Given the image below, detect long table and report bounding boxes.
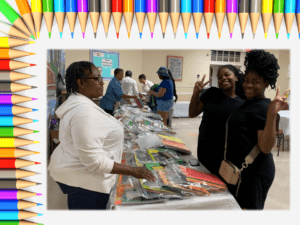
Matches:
[107,154,241,210]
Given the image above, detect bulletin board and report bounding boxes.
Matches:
[167,56,183,81]
[90,50,120,80]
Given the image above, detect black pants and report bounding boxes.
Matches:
[57,182,110,210]
[104,109,114,116]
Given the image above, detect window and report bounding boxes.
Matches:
[211,50,241,63]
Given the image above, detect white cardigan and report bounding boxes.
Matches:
[48,93,124,194]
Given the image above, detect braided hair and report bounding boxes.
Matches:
[65,61,94,94]
[244,50,280,89]
[218,64,246,99]
[168,69,178,103]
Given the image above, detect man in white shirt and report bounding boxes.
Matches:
[138,74,154,94]
[121,70,139,104]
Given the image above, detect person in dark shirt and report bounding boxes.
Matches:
[189,65,246,176]
[225,50,289,209]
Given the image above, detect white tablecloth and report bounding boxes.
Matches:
[278,110,290,136]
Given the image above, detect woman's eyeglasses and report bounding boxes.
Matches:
[85,76,103,83]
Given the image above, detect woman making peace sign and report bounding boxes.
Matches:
[224,50,289,209]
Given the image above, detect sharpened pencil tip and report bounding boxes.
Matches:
[48,32,51,38]
[34,141,40,144]
[30,64,36,67]
[287,33,290,39]
[230,33,233,39]
[128,32,130,38]
[71,32,74,39]
[34,151,40,154]
[30,35,36,40]
[162,33,165,39]
[242,33,244,39]
[29,41,35,44]
[94,33,97,39]
[196,33,199,39]
[32,98,38,101]
[38,213,43,216]
[139,33,142,38]
[151,33,153,39]
[276,33,279,39]
[35,162,41,165]
[33,119,39,122]
[32,86,37,89]
[37,203,43,206]
[299,33,300,39]
[37,32,40,39]
[116,33,119,39]
[174,33,176,39]
[184,33,187,39]
[30,52,36,55]
[105,33,108,39]
[218,33,221,39]
[34,130,40,133]
[60,32,63,38]
[82,33,85,39]
[264,33,267,39]
[207,33,210,39]
[253,33,256,39]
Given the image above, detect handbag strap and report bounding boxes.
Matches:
[224,112,260,167]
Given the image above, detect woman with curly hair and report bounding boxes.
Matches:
[224,50,289,209]
[189,65,246,176]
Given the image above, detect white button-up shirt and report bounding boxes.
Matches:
[142,80,154,93]
[121,76,139,96]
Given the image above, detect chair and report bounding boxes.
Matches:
[276,113,284,156]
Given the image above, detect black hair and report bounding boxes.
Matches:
[218,64,246,99]
[139,74,146,80]
[65,61,94,94]
[125,70,132,77]
[244,50,280,89]
[114,68,123,76]
[168,69,178,103]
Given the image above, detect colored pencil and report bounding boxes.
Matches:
[31,0,43,39]
[297,0,300,38]
[101,0,112,38]
[0,159,40,169]
[0,83,37,93]
[0,138,39,147]
[43,0,54,38]
[54,0,66,38]
[0,116,38,126]
[147,0,158,38]
[0,169,38,179]
[0,37,35,49]
[89,0,100,38]
[0,72,35,82]
[262,0,273,38]
[112,0,123,38]
[215,0,226,38]
[170,0,180,38]
[158,0,169,39]
[124,0,134,38]
[239,0,250,38]
[227,0,238,38]
[0,105,38,115]
[66,0,77,38]
[0,21,31,40]
[250,0,262,38]
[135,0,146,38]
[192,0,203,39]
[0,0,35,39]
[273,0,284,38]
[181,0,192,38]
[0,221,43,225]
[204,0,214,39]
[0,211,42,220]
[0,200,42,210]
[0,148,39,157]
[78,0,88,38]
[0,180,41,189]
[15,0,37,38]
[0,60,36,71]
[0,94,37,104]
[285,0,296,38]
[0,50,35,60]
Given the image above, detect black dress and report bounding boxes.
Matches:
[197,87,245,176]
[226,98,275,209]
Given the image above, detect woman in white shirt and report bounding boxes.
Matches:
[48,61,155,210]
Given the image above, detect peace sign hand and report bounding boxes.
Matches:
[194,74,210,94]
[268,87,290,116]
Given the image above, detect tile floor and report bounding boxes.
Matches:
[47,118,290,210]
